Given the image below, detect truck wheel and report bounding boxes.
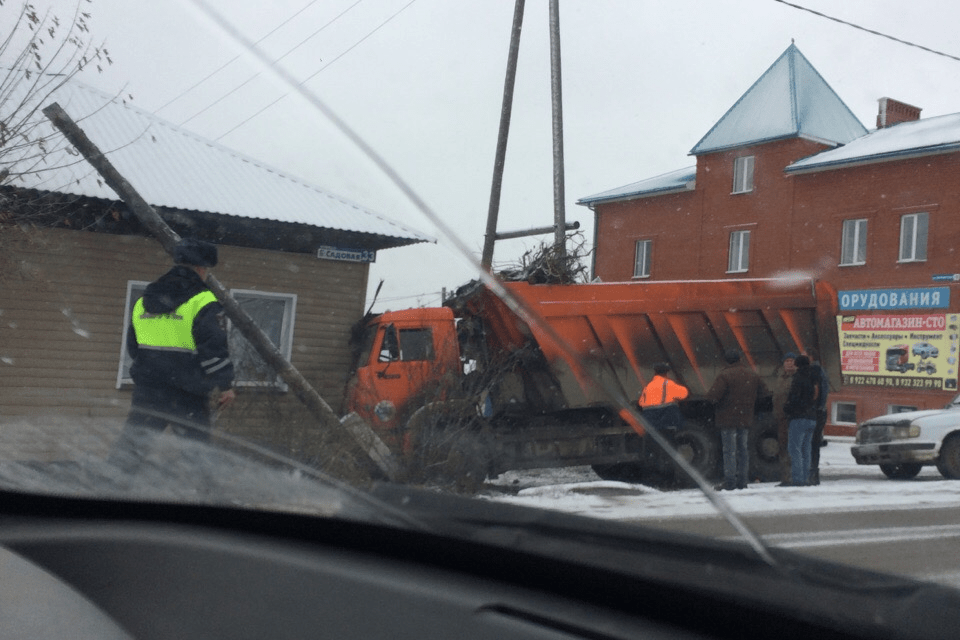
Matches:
[935,435,960,479]
[672,423,718,485]
[749,417,781,482]
[405,400,490,493]
[879,463,923,480]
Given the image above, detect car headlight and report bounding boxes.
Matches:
[892,424,922,439]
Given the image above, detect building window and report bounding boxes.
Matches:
[633,239,652,278]
[116,283,297,390]
[832,401,857,425]
[727,229,750,273]
[228,290,297,389]
[732,155,754,194]
[840,218,867,266]
[889,404,918,414]
[899,212,928,262]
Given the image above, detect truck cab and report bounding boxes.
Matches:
[345,308,461,450]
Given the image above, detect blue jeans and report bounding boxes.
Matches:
[788,418,816,485]
[720,428,749,488]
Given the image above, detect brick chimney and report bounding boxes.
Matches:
[877,97,922,128]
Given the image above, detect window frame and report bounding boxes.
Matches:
[832,401,857,425]
[227,289,298,390]
[839,218,868,266]
[732,155,755,194]
[116,280,150,389]
[727,229,751,273]
[633,238,652,279]
[898,211,929,263]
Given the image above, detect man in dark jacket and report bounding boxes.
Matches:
[782,354,821,486]
[707,349,770,490]
[109,239,235,474]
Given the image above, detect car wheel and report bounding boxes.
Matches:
[879,463,923,480]
[936,435,960,479]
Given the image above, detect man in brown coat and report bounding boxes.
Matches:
[707,349,770,490]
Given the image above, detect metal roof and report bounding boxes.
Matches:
[3,78,433,248]
[690,44,867,155]
[577,166,696,206]
[786,112,960,173]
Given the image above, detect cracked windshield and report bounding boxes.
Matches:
[4,0,960,602]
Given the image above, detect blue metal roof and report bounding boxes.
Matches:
[690,44,867,155]
[786,112,960,173]
[577,166,696,205]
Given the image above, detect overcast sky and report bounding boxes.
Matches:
[46,0,960,310]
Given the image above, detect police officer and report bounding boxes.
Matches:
[109,239,235,474]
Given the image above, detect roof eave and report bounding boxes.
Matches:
[577,182,696,207]
[785,143,960,175]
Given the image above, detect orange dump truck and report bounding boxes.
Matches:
[344,278,840,486]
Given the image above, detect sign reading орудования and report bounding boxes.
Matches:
[839,287,949,311]
[316,246,376,263]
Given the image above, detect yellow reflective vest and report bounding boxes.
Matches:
[132,290,218,353]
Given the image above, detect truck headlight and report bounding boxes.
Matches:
[374,400,397,422]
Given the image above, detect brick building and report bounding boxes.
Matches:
[578,44,960,433]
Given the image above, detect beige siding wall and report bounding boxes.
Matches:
[0,226,370,462]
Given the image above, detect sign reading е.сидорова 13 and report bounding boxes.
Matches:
[839,287,950,311]
[316,246,376,263]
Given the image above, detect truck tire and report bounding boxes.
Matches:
[672,422,719,485]
[749,416,781,483]
[879,463,923,480]
[405,400,490,493]
[935,435,960,479]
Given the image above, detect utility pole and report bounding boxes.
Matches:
[481,0,525,271]
[549,0,567,259]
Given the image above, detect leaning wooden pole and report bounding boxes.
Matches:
[43,102,399,481]
[480,0,525,271]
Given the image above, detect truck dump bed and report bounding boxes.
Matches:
[464,278,840,410]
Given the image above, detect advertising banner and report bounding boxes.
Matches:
[837,313,959,391]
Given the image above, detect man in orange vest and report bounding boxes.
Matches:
[639,362,689,433]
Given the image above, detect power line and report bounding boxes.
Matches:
[179,0,365,128]
[774,0,960,63]
[154,0,323,115]
[213,0,417,142]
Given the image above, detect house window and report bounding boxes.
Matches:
[732,155,754,194]
[228,290,297,389]
[832,401,857,425]
[117,283,297,390]
[633,239,652,278]
[727,229,750,273]
[899,212,928,262]
[840,218,867,266]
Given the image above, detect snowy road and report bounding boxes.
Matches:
[485,437,960,588]
[485,437,959,520]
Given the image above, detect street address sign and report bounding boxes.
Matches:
[316,246,376,263]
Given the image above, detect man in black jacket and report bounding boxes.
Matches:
[109,239,235,474]
[782,355,821,486]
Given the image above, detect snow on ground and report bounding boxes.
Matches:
[485,437,960,520]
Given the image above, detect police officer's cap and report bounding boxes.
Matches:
[174,239,218,267]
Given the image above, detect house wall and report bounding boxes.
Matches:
[0,226,369,463]
[590,139,960,432]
